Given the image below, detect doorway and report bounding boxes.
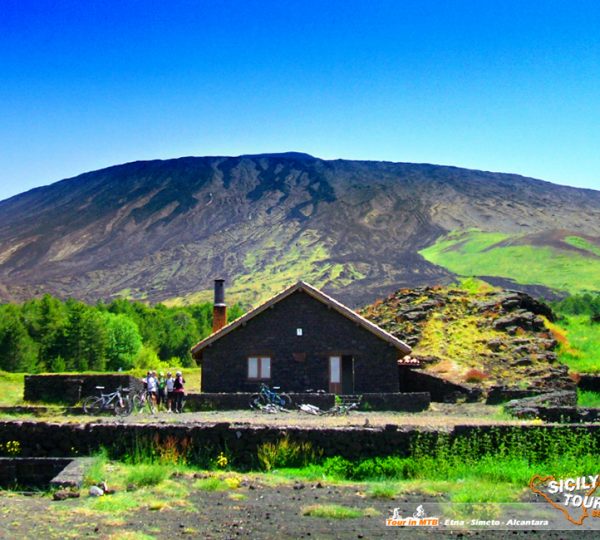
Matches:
[329,355,355,394]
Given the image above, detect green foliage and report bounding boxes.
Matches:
[578,390,600,407]
[257,436,322,471]
[554,293,600,318]
[0,294,245,372]
[125,464,168,487]
[301,504,373,519]
[420,229,600,294]
[103,313,142,370]
[84,449,109,486]
[0,305,37,372]
[551,314,600,373]
[320,428,600,486]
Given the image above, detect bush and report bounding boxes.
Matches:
[125,464,168,487]
[257,436,322,471]
[464,368,488,383]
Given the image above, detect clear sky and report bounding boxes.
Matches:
[1,0,599,202]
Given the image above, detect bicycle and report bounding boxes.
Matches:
[82,386,131,416]
[131,389,157,414]
[249,383,292,411]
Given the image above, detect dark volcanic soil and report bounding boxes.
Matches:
[1,480,597,539]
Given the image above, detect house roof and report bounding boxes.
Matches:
[191,281,412,357]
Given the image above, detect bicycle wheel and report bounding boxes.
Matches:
[249,394,265,409]
[114,396,131,416]
[82,396,102,415]
[132,394,144,413]
[278,393,292,410]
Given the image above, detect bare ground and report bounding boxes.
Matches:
[1,477,597,540]
[19,403,534,428]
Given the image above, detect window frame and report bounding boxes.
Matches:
[247,356,272,381]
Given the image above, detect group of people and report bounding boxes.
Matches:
[144,370,185,413]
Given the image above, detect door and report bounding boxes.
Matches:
[329,356,341,394]
[341,355,355,394]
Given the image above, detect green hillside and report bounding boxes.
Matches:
[419,229,600,295]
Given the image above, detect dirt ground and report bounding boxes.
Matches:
[11,403,537,428]
[1,476,597,540]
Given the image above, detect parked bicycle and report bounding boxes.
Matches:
[131,388,157,414]
[249,383,292,411]
[82,386,131,416]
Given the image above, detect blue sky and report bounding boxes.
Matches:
[1,0,599,201]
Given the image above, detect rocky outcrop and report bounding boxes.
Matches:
[361,285,574,396]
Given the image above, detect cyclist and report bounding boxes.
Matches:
[146,371,158,411]
[165,371,174,413]
[173,371,185,413]
[157,372,166,410]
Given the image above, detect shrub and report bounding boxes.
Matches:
[257,436,322,471]
[464,368,488,383]
[125,464,168,487]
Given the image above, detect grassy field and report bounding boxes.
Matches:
[0,372,24,406]
[419,229,600,294]
[546,315,600,374]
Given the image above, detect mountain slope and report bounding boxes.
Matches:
[1,153,599,306]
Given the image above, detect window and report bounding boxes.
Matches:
[329,356,341,384]
[248,356,271,380]
[296,328,303,336]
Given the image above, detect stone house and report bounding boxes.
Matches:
[192,280,411,393]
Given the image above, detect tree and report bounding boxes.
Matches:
[103,313,142,370]
[0,305,37,372]
[62,301,108,371]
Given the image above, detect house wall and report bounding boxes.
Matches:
[201,289,400,393]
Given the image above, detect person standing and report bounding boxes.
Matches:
[165,372,175,413]
[173,371,185,413]
[157,372,166,410]
[146,371,158,412]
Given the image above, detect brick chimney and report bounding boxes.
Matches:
[212,279,227,333]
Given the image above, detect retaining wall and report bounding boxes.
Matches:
[0,457,72,488]
[184,392,430,412]
[24,375,144,405]
[400,368,482,402]
[1,421,598,467]
[578,374,600,393]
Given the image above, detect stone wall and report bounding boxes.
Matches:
[578,374,600,393]
[0,457,72,488]
[184,392,430,412]
[400,368,482,402]
[24,375,143,405]
[507,406,600,423]
[1,420,598,467]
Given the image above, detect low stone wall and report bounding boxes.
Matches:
[0,457,72,488]
[486,386,552,405]
[184,392,430,412]
[507,406,600,423]
[1,421,598,467]
[578,374,600,393]
[400,368,482,402]
[24,374,144,405]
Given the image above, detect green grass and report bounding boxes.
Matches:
[578,390,600,407]
[0,372,25,406]
[366,483,397,499]
[420,229,600,294]
[551,315,600,373]
[125,464,169,487]
[193,476,240,491]
[564,236,600,257]
[301,504,379,519]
